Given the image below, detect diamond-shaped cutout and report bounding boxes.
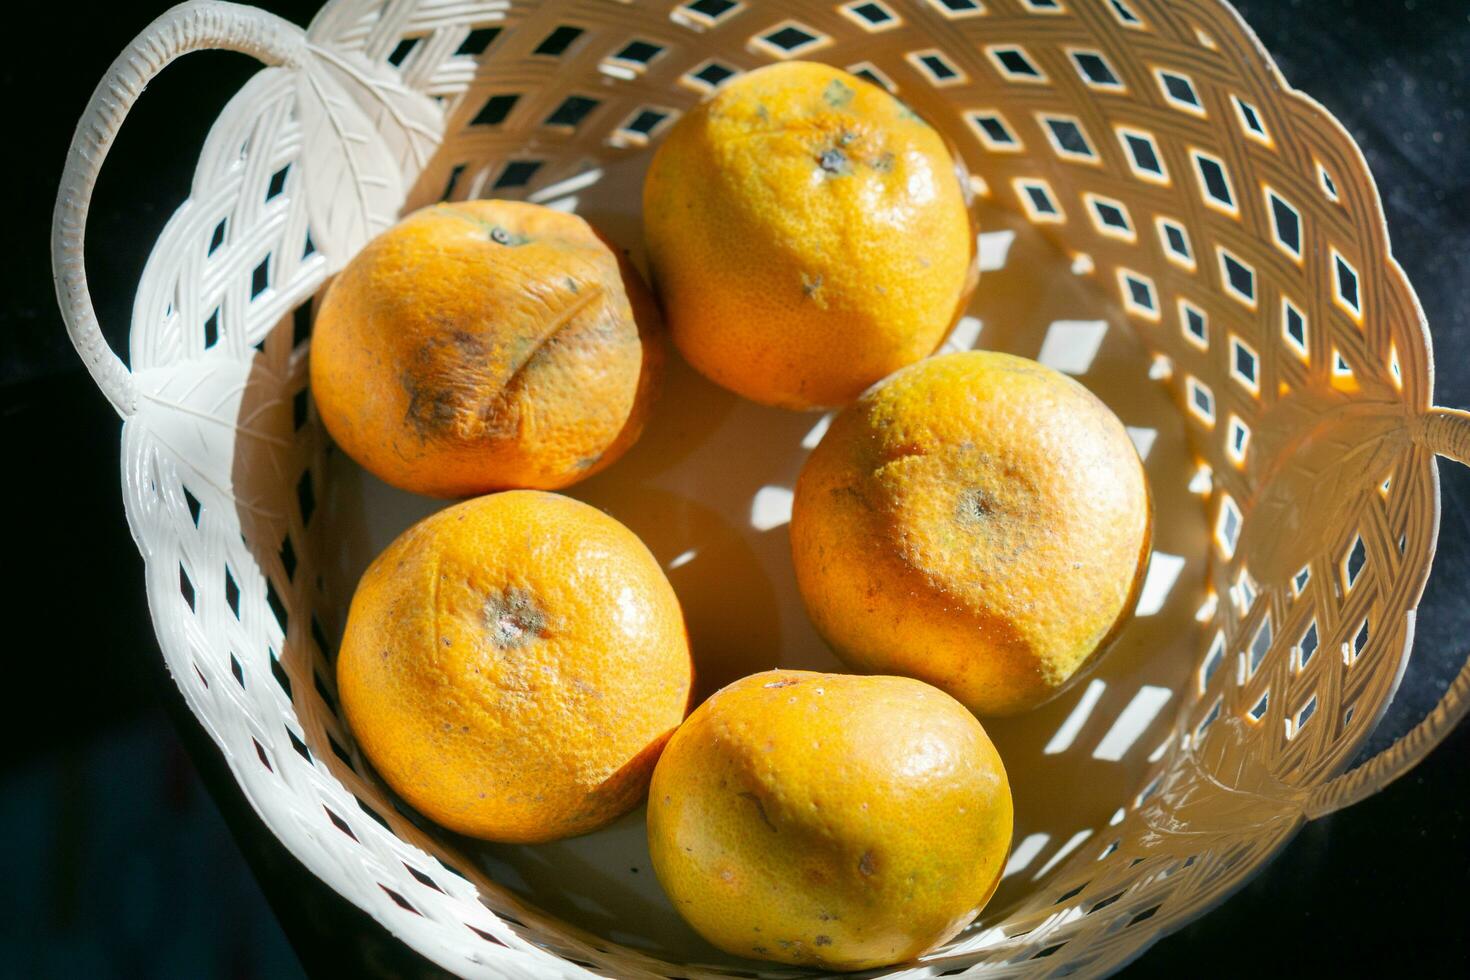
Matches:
[686,60,737,91]
[1192,151,1236,212]
[266,166,289,200]
[225,567,240,617]
[533,25,583,57]
[183,486,202,526]
[1042,115,1097,161]
[1232,94,1269,142]
[680,0,741,25]
[545,95,600,129]
[1071,50,1122,89]
[987,45,1046,81]
[1219,248,1256,307]
[455,27,500,56]
[968,111,1020,151]
[1158,69,1203,113]
[1298,620,1319,668]
[755,21,828,57]
[472,94,519,127]
[1248,615,1272,675]
[297,469,315,524]
[1342,535,1366,590]
[387,37,419,67]
[1180,300,1207,349]
[179,564,195,611]
[1118,128,1166,182]
[1230,335,1259,393]
[613,39,663,64]
[1248,690,1269,722]
[910,49,964,84]
[491,161,540,191]
[1332,249,1362,318]
[251,256,270,299]
[844,1,900,29]
[1267,189,1302,259]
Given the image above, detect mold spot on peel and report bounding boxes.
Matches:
[956,487,999,525]
[896,101,924,124]
[819,148,853,176]
[484,587,548,648]
[823,79,855,108]
[763,677,800,688]
[859,850,877,876]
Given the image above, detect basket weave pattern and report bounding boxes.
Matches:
[52,1,1470,977]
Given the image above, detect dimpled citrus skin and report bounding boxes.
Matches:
[647,670,1011,971]
[643,61,974,410]
[310,200,662,498]
[791,352,1152,716]
[336,491,692,843]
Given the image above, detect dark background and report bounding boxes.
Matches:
[4,1,1468,977]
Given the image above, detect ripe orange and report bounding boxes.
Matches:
[791,351,1152,715]
[310,200,662,497]
[336,491,692,843]
[643,61,974,409]
[647,669,1012,970]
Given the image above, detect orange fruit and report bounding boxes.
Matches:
[310,200,662,498]
[647,669,1012,970]
[336,491,692,843]
[643,61,974,410]
[791,351,1152,716]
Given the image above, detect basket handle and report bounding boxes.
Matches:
[51,0,306,418]
[1304,406,1470,819]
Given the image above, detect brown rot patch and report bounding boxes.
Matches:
[739,791,778,831]
[401,330,491,438]
[484,587,548,648]
[814,935,832,947]
[402,371,462,438]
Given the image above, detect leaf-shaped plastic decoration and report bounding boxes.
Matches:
[305,44,443,192]
[132,357,298,542]
[295,59,404,267]
[1237,382,1411,586]
[305,0,511,59]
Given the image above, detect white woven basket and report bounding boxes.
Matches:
[53,1,1470,977]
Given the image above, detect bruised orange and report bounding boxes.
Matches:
[791,352,1152,716]
[310,201,662,497]
[336,491,693,843]
[643,61,975,409]
[647,670,1012,970]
